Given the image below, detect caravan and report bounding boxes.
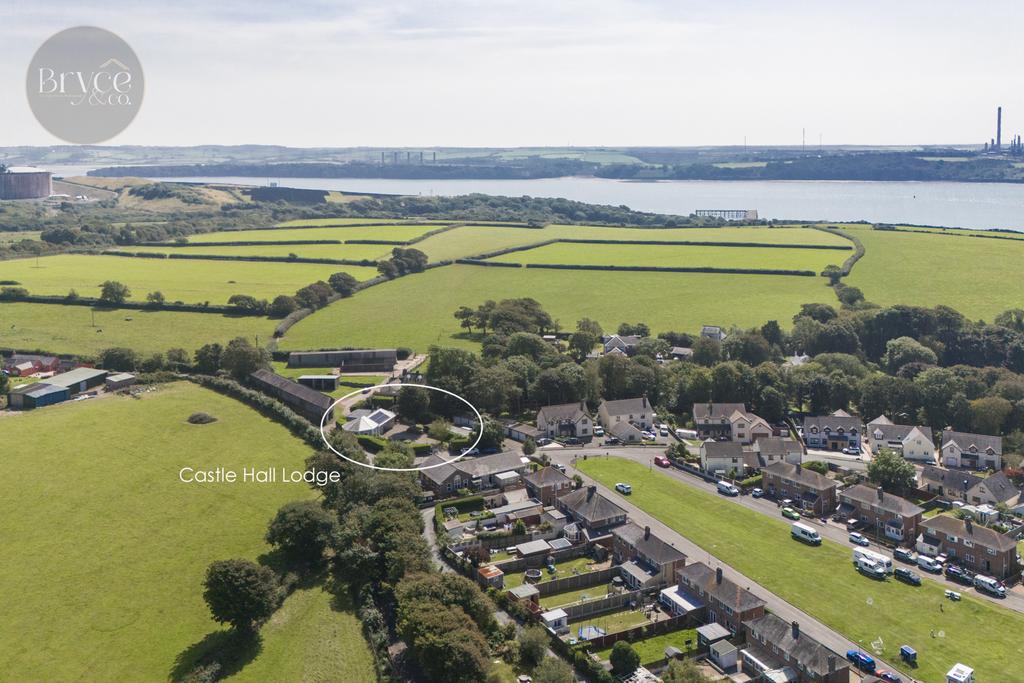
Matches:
[791,522,822,545]
[852,547,893,574]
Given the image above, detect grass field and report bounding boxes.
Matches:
[487,242,844,271]
[280,264,836,352]
[188,224,443,243]
[122,243,394,262]
[845,226,1024,320]
[0,230,41,243]
[1,302,275,356]
[1,254,378,304]
[0,382,371,681]
[576,458,1024,682]
[275,217,420,227]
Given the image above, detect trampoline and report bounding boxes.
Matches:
[577,625,607,641]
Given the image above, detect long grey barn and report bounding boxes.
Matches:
[287,349,397,372]
[249,369,334,423]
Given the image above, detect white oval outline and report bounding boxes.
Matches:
[319,382,483,472]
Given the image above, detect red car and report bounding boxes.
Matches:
[654,455,671,468]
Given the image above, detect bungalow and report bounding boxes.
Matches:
[603,334,642,355]
[940,429,1002,471]
[555,486,627,535]
[342,408,397,436]
[692,402,771,444]
[669,346,694,361]
[611,522,687,589]
[920,465,982,504]
[418,451,530,497]
[536,401,593,439]
[523,466,573,505]
[741,615,849,683]
[675,563,765,635]
[761,462,837,516]
[802,410,863,451]
[700,441,747,477]
[867,416,935,462]
[918,515,1021,580]
[598,396,654,433]
[249,369,334,423]
[837,484,923,543]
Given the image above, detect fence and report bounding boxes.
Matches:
[581,613,696,653]
[562,587,645,622]
[493,543,591,574]
[537,566,619,598]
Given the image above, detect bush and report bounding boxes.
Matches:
[739,474,763,488]
[188,412,218,424]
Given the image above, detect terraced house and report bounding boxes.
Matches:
[611,522,687,590]
[802,410,863,451]
[837,484,923,543]
[917,516,1021,580]
[761,462,837,516]
[741,615,849,683]
[940,429,1002,471]
[674,562,765,635]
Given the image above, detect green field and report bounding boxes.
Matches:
[1,302,275,356]
[576,458,1024,682]
[0,382,372,681]
[846,226,1024,320]
[0,230,41,243]
[1,254,378,304]
[487,242,844,271]
[275,217,420,227]
[122,242,394,262]
[189,224,443,243]
[280,264,836,352]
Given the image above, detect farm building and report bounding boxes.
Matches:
[7,382,71,410]
[286,348,397,372]
[0,166,53,200]
[3,353,60,376]
[249,369,334,423]
[47,367,109,393]
[297,375,338,391]
[105,373,137,390]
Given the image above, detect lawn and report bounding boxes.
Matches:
[1,301,276,356]
[1,254,378,304]
[188,224,443,243]
[540,582,617,609]
[593,628,698,666]
[0,382,372,681]
[569,608,651,634]
[280,264,836,353]
[576,458,1024,682]
[487,242,845,272]
[502,556,601,590]
[845,226,1024,320]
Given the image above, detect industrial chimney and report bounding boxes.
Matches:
[998,106,1003,149]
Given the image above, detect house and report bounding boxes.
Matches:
[286,348,397,372]
[298,375,339,392]
[249,369,334,423]
[536,401,593,439]
[918,515,1021,580]
[523,466,573,505]
[598,396,654,433]
[105,373,136,390]
[867,416,935,462]
[3,353,59,376]
[418,451,530,497]
[837,484,923,543]
[783,353,811,367]
[920,465,983,503]
[762,462,837,516]
[611,522,687,589]
[555,486,627,535]
[675,562,765,635]
[700,325,728,342]
[692,403,771,444]
[753,438,803,467]
[741,614,849,683]
[342,408,397,436]
[940,429,1002,471]
[802,410,863,451]
[603,334,642,355]
[6,382,70,410]
[669,346,694,361]
[700,441,747,477]
[963,471,1021,507]
[608,420,645,443]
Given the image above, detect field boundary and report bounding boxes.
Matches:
[455,260,817,277]
[0,294,267,316]
[810,226,865,276]
[100,250,380,267]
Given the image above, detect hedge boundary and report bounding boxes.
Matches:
[0,293,266,316]
[811,226,865,276]
[455,261,816,276]
[100,250,379,267]
[136,239,344,247]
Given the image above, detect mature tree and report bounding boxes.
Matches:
[882,336,937,373]
[328,271,359,297]
[194,342,223,375]
[0,371,9,394]
[428,418,453,442]
[531,656,574,683]
[398,386,433,423]
[294,281,333,310]
[140,352,165,372]
[576,317,604,337]
[146,290,165,307]
[835,283,865,307]
[723,332,771,366]
[796,302,837,323]
[533,363,587,404]
[166,347,189,369]
[915,367,967,428]
[760,319,784,347]
[375,443,415,469]
[268,294,298,318]
[470,419,506,451]
[333,496,430,585]
[610,641,640,675]
[663,658,715,683]
[398,599,490,683]
[99,280,131,304]
[691,337,721,366]
[569,330,599,361]
[867,449,917,492]
[202,559,280,632]
[395,572,496,633]
[995,309,1024,332]
[518,625,550,668]
[99,347,140,372]
[522,437,537,456]
[222,337,268,381]
[970,396,1013,435]
[454,305,477,333]
[265,500,337,568]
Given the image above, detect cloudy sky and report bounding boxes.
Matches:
[2,0,1021,147]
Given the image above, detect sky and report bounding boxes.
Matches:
[2,0,1022,148]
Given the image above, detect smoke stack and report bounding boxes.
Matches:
[644,525,651,540]
[791,621,800,640]
[587,485,596,500]
[715,567,723,585]
[998,106,1003,149]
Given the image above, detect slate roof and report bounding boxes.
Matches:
[701,441,745,458]
[920,465,983,495]
[523,466,571,488]
[678,562,765,614]
[249,369,333,411]
[754,438,802,457]
[612,522,686,565]
[600,396,651,416]
[921,515,1017,552]
[693,403,748,420]
[537,401,590,423]
[557,487,627,525]
[762,462,835,492]
[869,420,934,445]
[970,471,1021,504]
[941,430,1002,456]
[743,613,845,678]
[839,484,924,518]
[802,413,863,432]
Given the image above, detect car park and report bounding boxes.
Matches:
[751,487,764,498]
[974,574,1007,597]
[945,564,974,585]
[614,482,632,495]
[917,555,943,573]
[848,532,869,546]
[894,567,921,586]
[781,506,800,520]
[846,650,876,673]
[893,547,916,564]
[654,455,670,468]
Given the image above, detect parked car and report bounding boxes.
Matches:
[460,447,480,456]
[781,498,794,507]
[876,670,902,683]
[842,446,859,455]
[554,464,567,473]
[615,482,632,495]
[603,437,621,445]
[593,426,605,437]
[848,532,869,547]
[717,481,740,497]
[781,506,801,520]
[855,556,886,579]
[751,487,764,498]
[536,438,552,446]
[845,518,865,532]
[654,455,670,468]
[893,547,916,564]
[974,574,1007,598]
[846,650,876,673]
[945,589,962,601]
[945,564,974,585]
[659,427,669,437]
[641,431,656,440]
[894,567,922,586]
[917,555,943,573]
[562,437,580,445]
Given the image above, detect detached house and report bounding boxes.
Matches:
[555,486,627,536]
[700,325,728,342]
[867,416,935,462]
[611,523,687,590]
[693,403,772,444]
[741,615,849,683]
[940,429,1002,471]
[418,452,530,497]
[802,410,863,451]
[536,401,593,439]
[918,516,1021,580]
[700,441,747,476]
[603,335,642,355]
[838,484,923,543]
[598,396,654,441]
[762,462,837,516]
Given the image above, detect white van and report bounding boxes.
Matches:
[917,555,943,573]
[676,428,697,439]
[974,575,1006,597]
[852,547,893,574]
[717,481,740,497]
[855,556,886,579]
[791,522,821,545]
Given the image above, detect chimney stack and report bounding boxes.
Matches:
[587,485,596,500]
[715,567,723,585]
[791,621,800,640]
[965,517,973,533]
[828,655,836,673]
[877,486,884,501]
[644,525,651,540]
